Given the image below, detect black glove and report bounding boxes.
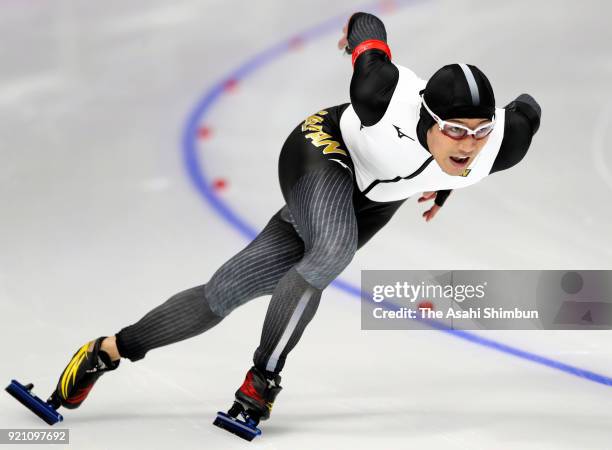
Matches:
[505,93,541,135]
[434,189,452,207]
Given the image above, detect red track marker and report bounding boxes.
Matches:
[223,78,239,92]
[379,0,397,13]
[213,178,228,191]
[289,36,304,50]
[198,126,212,139]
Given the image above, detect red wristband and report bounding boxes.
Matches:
[351,39,392,66]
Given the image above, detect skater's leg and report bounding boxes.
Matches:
[114,207,304,362]
[252,267,323,375]
[232,164,357,421]
[252,163,358,376]
[204,207,305,318]
[221,106,363,427]
[113,284,223,362]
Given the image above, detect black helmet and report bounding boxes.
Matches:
[417,63,495,150]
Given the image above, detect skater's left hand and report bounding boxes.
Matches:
[418,191,441,222]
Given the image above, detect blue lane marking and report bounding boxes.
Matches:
[180,0,612,387]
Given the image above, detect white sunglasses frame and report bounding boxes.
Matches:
[420,94,496,139]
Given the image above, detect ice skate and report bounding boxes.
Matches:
[213,366,282,440]
[5,336,120,425]
[49,336,120,409]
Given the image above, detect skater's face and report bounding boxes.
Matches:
[427,118,492,176]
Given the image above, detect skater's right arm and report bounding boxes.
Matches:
[339,12,399,127]
[490,94,542,174]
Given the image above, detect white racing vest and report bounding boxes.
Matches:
[339,63,506,202]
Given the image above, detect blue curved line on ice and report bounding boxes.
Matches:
[180,0,612,387]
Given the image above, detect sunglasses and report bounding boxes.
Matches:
[421,95,495,140]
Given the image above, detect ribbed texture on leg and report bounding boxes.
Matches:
[288,165,358,289]
[253,267,322,374]
[253,164,358,374]
[114,209,305,362]
[205,209,305,317]
[115,285,223,362]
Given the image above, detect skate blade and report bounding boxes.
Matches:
[5,380,63,426]
[213,411,261,441]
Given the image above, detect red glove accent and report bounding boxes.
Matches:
[351,39,392,67]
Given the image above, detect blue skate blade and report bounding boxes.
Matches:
[5,380,63,426]
[213,411,261,441]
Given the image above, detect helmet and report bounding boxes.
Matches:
[417,63,495,150]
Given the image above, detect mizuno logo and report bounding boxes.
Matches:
[393,125,415,141]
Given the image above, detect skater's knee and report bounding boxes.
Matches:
[206,270,266,317]
[320,238,357,263]
[202,282,236,317]
[297,240,357,289]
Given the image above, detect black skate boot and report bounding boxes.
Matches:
[213,366,282,441]
[6,336,120,425]
[47,336,120,410]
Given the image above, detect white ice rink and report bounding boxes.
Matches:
[1,1,612,449]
